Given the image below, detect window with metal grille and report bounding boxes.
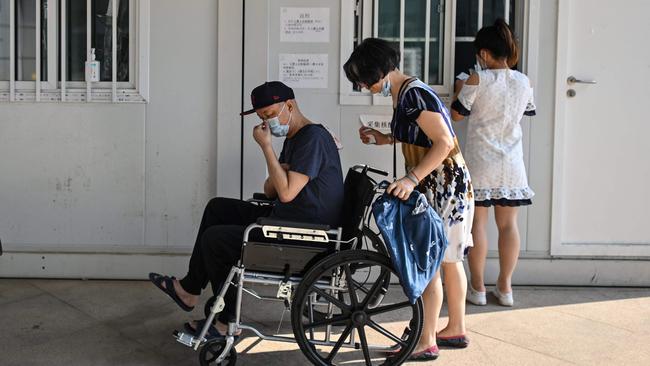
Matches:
[340,0,523,105]
[0,0,149,103]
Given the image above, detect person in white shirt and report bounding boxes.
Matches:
[451,19,536,308]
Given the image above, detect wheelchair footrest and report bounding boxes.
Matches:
[173,330,203,348]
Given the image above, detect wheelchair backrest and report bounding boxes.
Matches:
[340,168,377,246]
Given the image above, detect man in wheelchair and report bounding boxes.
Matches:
[149,81,344,339]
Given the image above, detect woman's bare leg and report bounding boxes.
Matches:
[494,206,520,293]
[467,206,489,292]
[437,262,467,337]
[414,271,443,352]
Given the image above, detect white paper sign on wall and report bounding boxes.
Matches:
[359,114,393,133]
[279,54,328,89]
[280,7,330,43]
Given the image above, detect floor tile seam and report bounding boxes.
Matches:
[0,291,48,308]
[466,330,498,366]
[12,321,118,350]
[0,291,107,349]
[467,328,578,365]
[549,308,637,334]
[28,281,172,325]
[29,283,111,325]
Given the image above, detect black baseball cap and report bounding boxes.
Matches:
[240,81,295,116]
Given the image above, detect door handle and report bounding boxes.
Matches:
[567,76,597,84]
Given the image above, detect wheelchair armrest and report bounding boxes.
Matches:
[247,193,275,206]
[253,193,271,200]
[256,217,330,232]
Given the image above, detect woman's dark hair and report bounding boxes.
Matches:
[343,38,400,87]
[474,18,519,68]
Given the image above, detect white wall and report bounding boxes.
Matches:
[1,104,145,248]
[1,1,218,278]
[2,0,647,285]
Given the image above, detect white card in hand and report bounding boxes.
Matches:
[360,127,377,144]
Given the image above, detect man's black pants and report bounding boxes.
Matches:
[179,197,272,324]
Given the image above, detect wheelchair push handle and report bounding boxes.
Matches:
[352,164,389,177]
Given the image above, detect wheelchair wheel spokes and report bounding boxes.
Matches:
[304,314,351,330]
[366,320,407,348]
[325,323,354,363]
[356,325,373,365]
[292,250,423,366]
[311,286,352,314]
[343,264,360,307]
[366,300,413,316]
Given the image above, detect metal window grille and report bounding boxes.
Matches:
[2,0,146,103]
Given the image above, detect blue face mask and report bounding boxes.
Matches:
[266,103,291,137]
[380,75,392,97]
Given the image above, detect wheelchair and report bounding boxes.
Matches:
[173,165,425,365]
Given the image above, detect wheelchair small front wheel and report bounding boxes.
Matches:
[292,250,424,366]
[199,339,237,366]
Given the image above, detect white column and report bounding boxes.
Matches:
[86,0,92,102]
[36,0,41,101]
[61,0,66,101]
[112,0,117,102]
[424,0,431,84]
[9,0,15,101]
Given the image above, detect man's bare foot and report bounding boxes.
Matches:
[160,278,199,308]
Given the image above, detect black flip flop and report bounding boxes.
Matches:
[149,272,195,312]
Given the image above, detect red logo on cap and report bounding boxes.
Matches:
[273,95,280,100]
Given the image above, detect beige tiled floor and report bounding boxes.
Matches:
[1,279,648,365]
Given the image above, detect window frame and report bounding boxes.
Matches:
[339,0,533,106]
[0,0,150,103]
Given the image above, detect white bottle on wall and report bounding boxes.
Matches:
[85,48,100,82]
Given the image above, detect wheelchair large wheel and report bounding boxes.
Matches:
[292,250,424,366]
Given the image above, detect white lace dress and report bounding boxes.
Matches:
[452,69,536,206]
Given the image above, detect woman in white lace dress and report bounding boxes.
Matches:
[451,19,535,307]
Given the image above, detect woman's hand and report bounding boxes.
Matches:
[387,176,417,201]
[358,127,392,145]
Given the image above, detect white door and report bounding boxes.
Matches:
[552,0,650,256]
